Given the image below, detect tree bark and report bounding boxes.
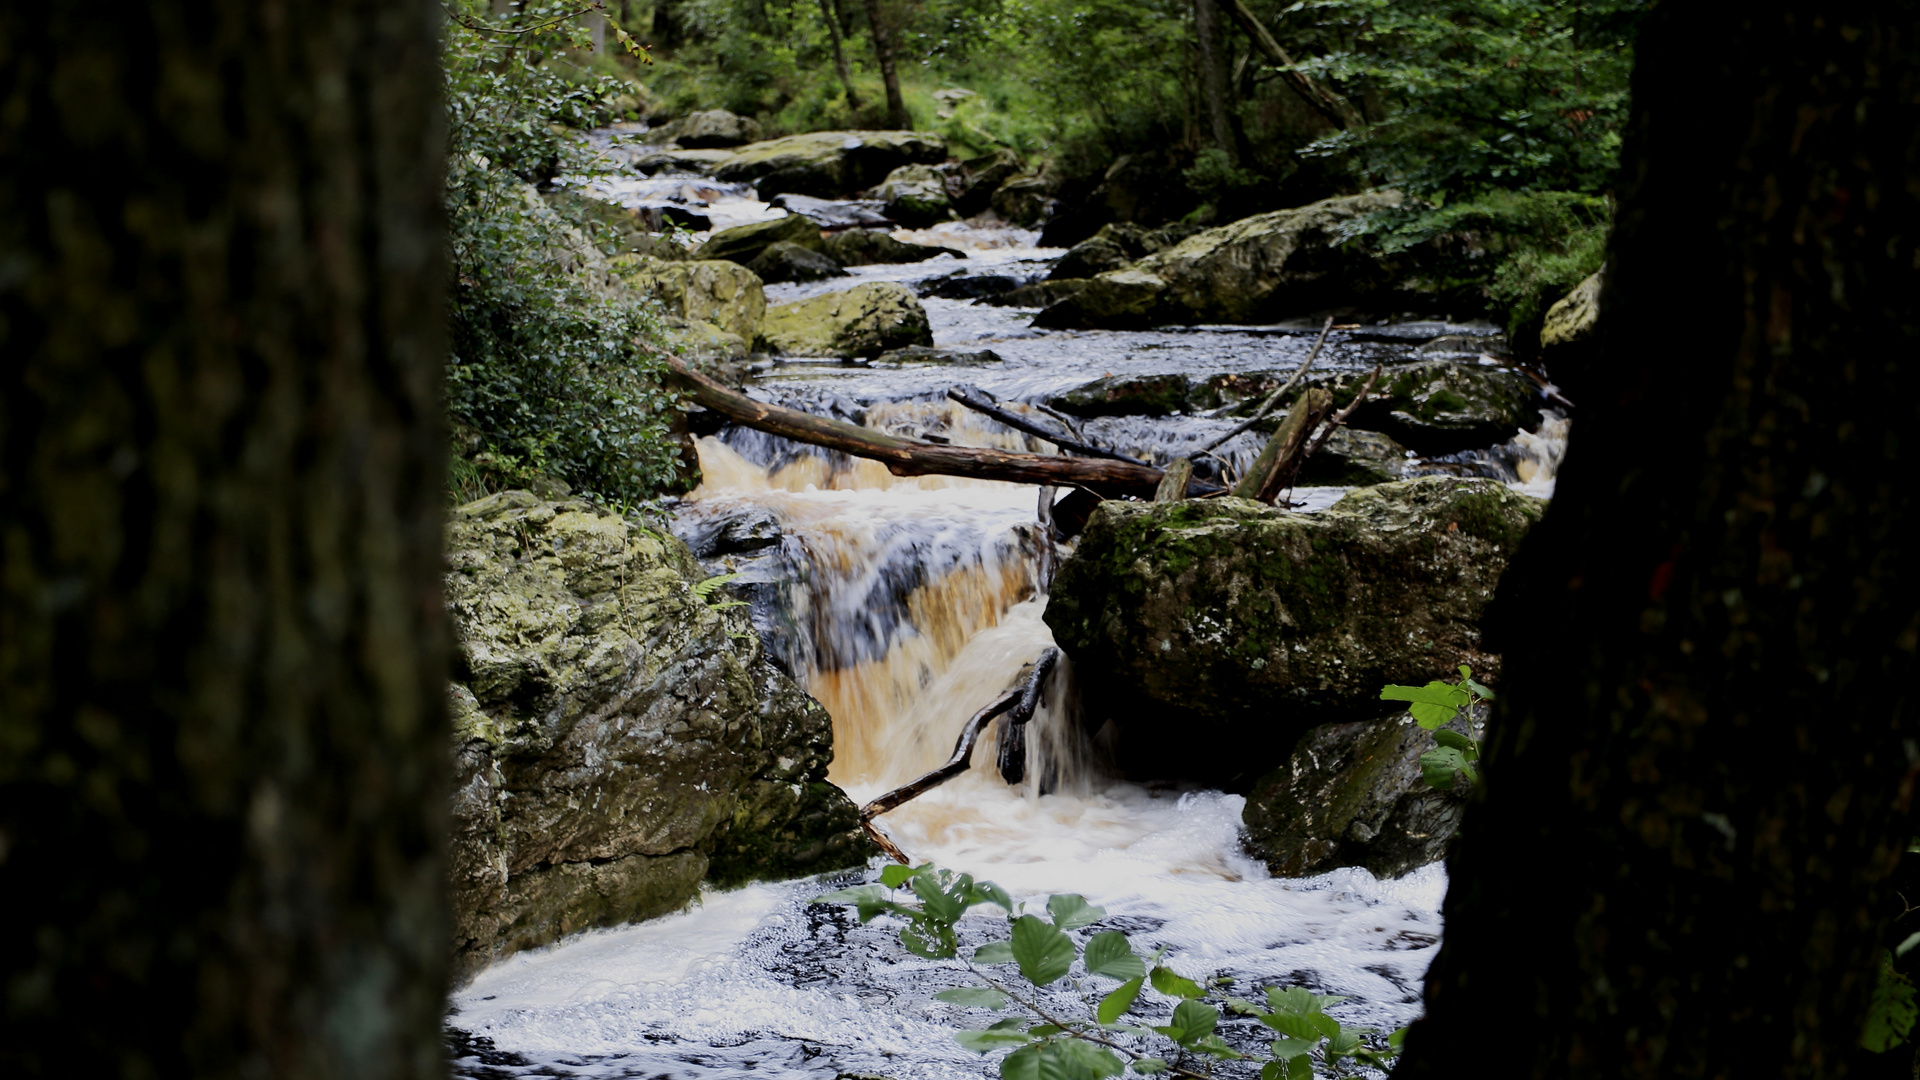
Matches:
[0,4,449,1078]
[1193,0,1239,160]
[860,0,910,129]
[1397,2,1920,1076]
[818,0,863,109]
[1224,0,1363,129]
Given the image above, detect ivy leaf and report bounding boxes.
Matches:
[1011,915,1078,986]
[1084,932,1147,980]
[1150,965,1205,1000]
[936,987,1010,1010]
[974,940,1015,964]
[1048,894,1105,930]
[1097,976,1145,1025]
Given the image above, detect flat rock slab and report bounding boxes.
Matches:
[1043,477,1541,788]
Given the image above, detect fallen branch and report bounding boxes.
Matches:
[858,650,1062,861]
[1225,0,1365,130]
[1299,361,1384,464]
[1233,387,1335,503]
[654,345,1225,498]
[995,648,1061,784]
[1196,315,1334,457]
[946,387,1151,466]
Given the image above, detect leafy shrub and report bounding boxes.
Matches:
[1380,665,1493,790]
[817,864,1404,1078]
[444,2,687,505]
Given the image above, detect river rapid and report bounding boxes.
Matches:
[447,168,1565,1079]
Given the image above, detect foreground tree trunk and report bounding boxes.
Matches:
[861,0,911,128]
[0,4,449,1078]
[1399,3,1920,1077]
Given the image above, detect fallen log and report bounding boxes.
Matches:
[995,648,1061,785]
[1196,314,1334,456]
[858,649,1062,862]
[654,346,1225,498]
[1235,387,1334,502]
[946,386,1150,466]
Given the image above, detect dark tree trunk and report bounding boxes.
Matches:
[1398,3,1920,1077]
[861,0,911,129]
[0,3,449,1079]
[819,0,863,109]
[1193,0,1238,160]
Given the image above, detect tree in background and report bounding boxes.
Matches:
[0,2,449,1077]
[1399,1,1920,1074]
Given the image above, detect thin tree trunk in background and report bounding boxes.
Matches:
[0,3,449,1078]
[1193,0,1238,160]
[861,0,910,129]
[1397,2,1920,1076]
[819,0,863,109]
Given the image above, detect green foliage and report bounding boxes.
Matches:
[1865,950,1917,1053]
[444,1,686,506]
[1380,665,1491,790]
[816,864,1403,1078]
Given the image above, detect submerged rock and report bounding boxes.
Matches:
[715,130,948,199]
[746,241,848,284]
[698,213,824,265]
[613,256,766,342]
[872,345,1004,366]
[1044,477,1541,787]
[761,281,934,357]
[447,492,867,981]
[1034,191,1405,328]
[1241,706,1485,879]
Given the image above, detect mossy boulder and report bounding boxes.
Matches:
[822,228,960,266]
[873,164,953,226]
[1033,191,1406,328]
[746,241,848,284]
[613,256,766,342]
[1344,360,1544,456]
[1051,372,1193,418]
[698,212,824,265]
[954,148,1024,215]
[1540,268,1602,349]
[991,173,1057,227]
[761,281,934,357]
[1296,427,1412,487]
[1241,705,1484,879]
[714,130,948,199]
[446,492,867,981]
[1043,477,1541,788]
[672,108,764,149]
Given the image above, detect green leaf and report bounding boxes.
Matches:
[1389,1026,1408,1050]
[1864,950,1918,1052]
[1224,996,1262,1016]
[1268,1037,1319,1060]
[974,940,1015,964]
[1260,1063,1285,1080]
[880,863,924,888]
[812,884,885,907]
[1309,1013,1342,1040]
[1326,1029,1362,1059]
[1190,1034,1242,1060]
[957,1027,1034,1053]
[916,872,967,925]
[936,987,1011,1010]
[1265,987,1317,1015]
[1011,915,1078,986]
[1258,1013,1322,1040]
[1132,1058,1167,1075]
[972,880,1016,913]
[1286,1054,1314,1080]
[1465,678,1495,699]
[1085,932,1147,980]
[1047,894,1106,930]
[1028,1024,1065,1037]
[1381,680,1470,728]
[1098,977,1145,1025]
[1431,728,1478,755]
[1420,746,1474,790]
[1002,1045,1043,1080]
[1457,664,1471,680]
[1035,1039,1125,1080]
[1150,966,1205,1000]
[1169,1000,1218,1046]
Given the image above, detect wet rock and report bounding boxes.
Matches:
[715,130,948,199]
[1346,359,1543,456]
[1049,232,1134,281]
[666,319,752,361]
[771,193,892,229]
[674,109,764,149]
[1295,427,1412,487]
[1044,477,1541,788]
[1050,373,1192,418]
[698,213,824,265]
[630,147,737,176]
[954,148,1024,216]
[1414,333,1506,361]
[679,504,784,558]
[1241,706,1485,879]
[447,492,868,980]
[991,173,1058,228]
[872,345,1004,366]
[982,278,1090,308]
[762,282,934,357]
[1034,191,1406,328]
[746,241,848,284]
[612,256,766,341]
[872,164,953,227]
[918,272,1026,301]
[822,228,961,266]
[1541,267,1602,353]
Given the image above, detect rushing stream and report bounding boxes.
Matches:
[447,166,1566,1079]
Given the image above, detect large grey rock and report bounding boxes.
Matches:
[954,148,1024,215]
[674,109,765,149]
[991,173,1057,227]
[1043,477,1541,787]
[1295,426,1412,487]
[715,130,948,199]
[612,255,766,341]
[824,228,963,266]
[446,492,868,981]
[1034,191,1405,328]
[873,164,953,226]
[761,281,934,357]
[1241,705,1485,879]
[746,241,848,284]
[698,213,823,265]
[1541,268,1602,349]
